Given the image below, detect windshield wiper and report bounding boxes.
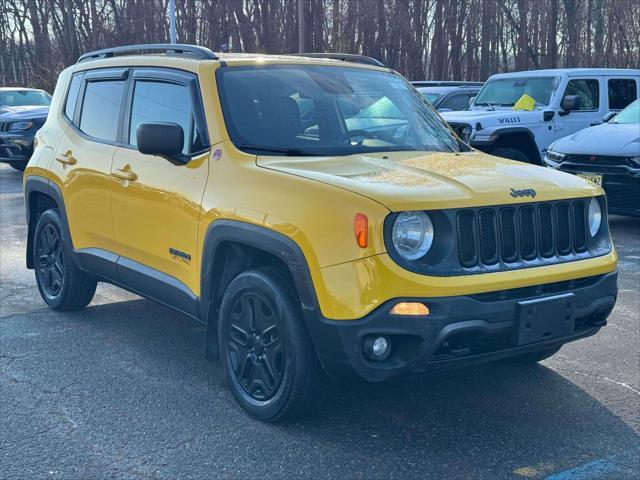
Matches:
[236,144,323,157]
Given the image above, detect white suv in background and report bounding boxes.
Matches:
[442,68,640,164]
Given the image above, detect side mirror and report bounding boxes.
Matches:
[601,111,617,123]
[560,95,581,113]
[136,122,188,164]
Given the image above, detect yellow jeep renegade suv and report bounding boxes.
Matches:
[24,44,618,421]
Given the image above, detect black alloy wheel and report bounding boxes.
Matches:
[36,223,64,299]
[227,292,285,401]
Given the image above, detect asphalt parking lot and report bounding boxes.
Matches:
[1,162,638,479]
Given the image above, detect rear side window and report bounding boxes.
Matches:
[608,79,637,110]
[564,79,599,111]
[128,81,194,154]
[64,74,83,121]
[79,80,125,141]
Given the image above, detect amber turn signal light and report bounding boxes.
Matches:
[354,213,368,248]
[390,302,429,316]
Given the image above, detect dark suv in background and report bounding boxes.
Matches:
[412,81,483,112]
[0,87,51,171]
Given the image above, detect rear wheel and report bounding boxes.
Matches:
[505,345,562,365]
[218,267,323,422]
[33,209,97,310]
[490,147,530,163]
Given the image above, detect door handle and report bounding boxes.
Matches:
[55,150,77,165]
[112,167,138,182]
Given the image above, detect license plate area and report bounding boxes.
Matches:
[577,173,603,186]
[517,293,575,345]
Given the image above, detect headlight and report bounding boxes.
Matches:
[9,121,34,131]
[588,197,602,237]
[546,150,565,162]
[391,211,434,260]
[459,125,472,143]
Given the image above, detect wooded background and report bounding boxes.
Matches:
[1,0,639,91]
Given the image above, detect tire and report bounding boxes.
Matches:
[505,345,562,365]
[218,267,323,422]
[490,147,531,163]
[33,209,97,311]
[9,162,26,172]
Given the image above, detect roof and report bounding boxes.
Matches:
[489,68,640,79]
[416,85,481,94]
[75,44,387,71]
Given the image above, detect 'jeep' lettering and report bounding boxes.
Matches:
[498,116,521,124]
[510,188,537,198]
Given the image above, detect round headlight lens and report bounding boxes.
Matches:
[391,211,434,260]
[588,197,602,237]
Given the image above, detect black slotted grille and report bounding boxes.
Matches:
[455,199,590,269]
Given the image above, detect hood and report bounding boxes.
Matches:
[551,123,640,157]
[441,108,541,128]
[0,105,49,120]
[258,151,601,211]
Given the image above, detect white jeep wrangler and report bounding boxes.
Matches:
[442,68,640,164]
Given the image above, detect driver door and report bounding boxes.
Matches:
[110,68,210,303]
[555,78,603,139]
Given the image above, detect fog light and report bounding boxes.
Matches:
[363,335,392,361]
[390,302,429,316]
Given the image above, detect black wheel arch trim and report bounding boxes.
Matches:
[199,220,323,360]
[24,176,74,269]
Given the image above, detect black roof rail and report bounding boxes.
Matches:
[291,53,385,67]
[77,43,218,63]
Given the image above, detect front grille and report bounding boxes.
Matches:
[456,199,590,268]
[565,154,635,168]
[0,122,11,132]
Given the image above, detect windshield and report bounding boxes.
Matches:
[474,76,558,107]
[217,65,467,156]
[0,90,51,107]
[612,99,639,124]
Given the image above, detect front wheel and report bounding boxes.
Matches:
[218,267,323,422]
[33,209,97,310]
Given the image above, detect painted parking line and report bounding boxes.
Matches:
[544,450,639,480]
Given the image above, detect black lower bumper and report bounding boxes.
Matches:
[308,272,618,382]
[0,134,33,165]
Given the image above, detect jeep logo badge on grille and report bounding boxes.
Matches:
[510,188,537,198]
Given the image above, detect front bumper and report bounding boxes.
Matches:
[0,132,34,165]
[308,271,617,382]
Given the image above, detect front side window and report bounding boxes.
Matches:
[608,79,637,110]
[217,65,466,157]
[0,90,51,107]
[611,99,639,124]
[79,80,125,141]
[474,77,558,107]
[128,81,194,154]
[563,79,599,111]
[442,94,471,111]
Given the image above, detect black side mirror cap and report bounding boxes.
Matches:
[602,111,617,123]
[560,95,581,113]
[136,122,189,165]
[543,111,555,121]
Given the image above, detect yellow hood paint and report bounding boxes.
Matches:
[258,150,602,211]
